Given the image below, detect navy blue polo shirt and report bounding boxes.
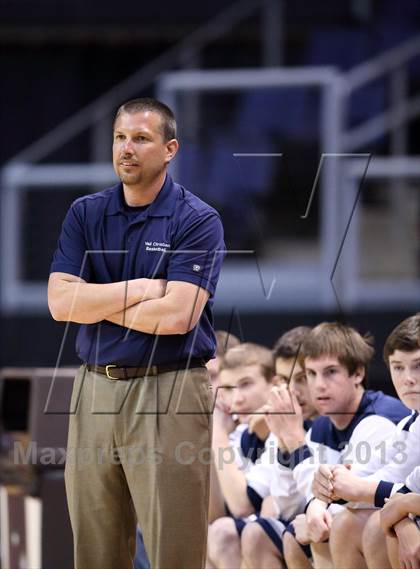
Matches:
[50,174,226,366]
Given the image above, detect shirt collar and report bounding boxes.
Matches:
[106,174,178,217]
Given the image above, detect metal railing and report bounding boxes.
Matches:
[1,28,420,313]
[6,0,268,166]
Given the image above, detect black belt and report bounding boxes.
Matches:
[86,358,206,379]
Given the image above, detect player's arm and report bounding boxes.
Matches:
[212,431,254,518]
[106,280,209,335]
[329,416,415,505]
[393,517,420,569]
[48,272,166,324]
[208,455,227,523]
[305,498,332,543]
[211,406,255,518]
[380,493,420,536]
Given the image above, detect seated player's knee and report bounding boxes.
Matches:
[331,508,373,549]
[362,510,384,556]
[330,509,358,543]
[207,517,239,558]
[241,521,270,559]
[283,530,301,562]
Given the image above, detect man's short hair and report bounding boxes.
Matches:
[220,343,275,382]
[215,330,241,358]
[273,326,312,360]
[114,97,177,141]
[383,313,420,365]
[301,322,374,377]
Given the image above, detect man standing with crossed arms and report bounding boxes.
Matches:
[48,98,225,569]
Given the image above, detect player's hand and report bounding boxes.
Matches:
[330,464,362,502]
[306,498,332,542]
[138,278,167,300]
[292,514,311,545]
[312,464,334,503]
[264,384,305,452]
[380,494,412,536]
[212,400,237,436]
[394,518,420,569]
[247,410,269,441]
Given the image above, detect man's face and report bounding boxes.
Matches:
[275,357,317,420]
[304,356,364,417]
[388,349,420,411]
[218,364,272,424]
[112,111,176,187]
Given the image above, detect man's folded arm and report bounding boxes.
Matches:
[48,272,166,324]
[106,280,209,335]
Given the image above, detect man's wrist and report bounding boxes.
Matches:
[307,497,327,514]
[136,278,148,301]
[281,429,306,452]
[400,493,413,515]
[212,430,230,447]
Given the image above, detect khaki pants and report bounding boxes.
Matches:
[65,365,213,569]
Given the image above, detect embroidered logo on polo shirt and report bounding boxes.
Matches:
[144,241,170,253]
[193,264,201,272]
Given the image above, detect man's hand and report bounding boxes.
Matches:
[48,273,166,324]
[292,514,311,545]
[394,518,420,569]
[380,494,414,536]
[107,280,209,335]
[212,401,237,438]
[331,464,375,503]
[306,498,332,543]
[140,278,167,300]
[264,384,306,452]
[312,464,335,503]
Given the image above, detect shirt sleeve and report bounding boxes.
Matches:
[376,468,420,504]
[368,417,420,507]
[49,200,92,281]
[405,466,420,494]
[167,212,225,297]
[289,430,318,501]
[351,415,409,478]
[245,460,272,502]
[344,415,402,475]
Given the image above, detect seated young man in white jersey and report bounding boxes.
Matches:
[267,322,410,569]
[310,314,419,569]
[206,330,241,524]
[238,326,318,569]
[380,465,420,569]
[207,342,277,569]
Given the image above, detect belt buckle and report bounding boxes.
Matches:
[105,365,118,379]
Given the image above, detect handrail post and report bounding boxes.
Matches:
[178,47,201,143]
[91,107,112,192]
[320,76,345,309]
[262,0,283,67]
[390,65,408,156]
[389,64,409,250]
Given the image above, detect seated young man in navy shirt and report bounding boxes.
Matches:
[48,98,225,569]
[268,322,410,569]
